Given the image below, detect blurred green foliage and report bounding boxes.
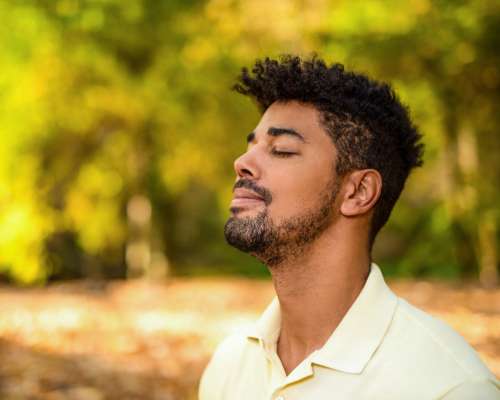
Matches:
[0,0,498,285]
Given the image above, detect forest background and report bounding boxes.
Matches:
[1,1,499,399]
[0,0,498,286]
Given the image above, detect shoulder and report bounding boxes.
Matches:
[198,332,254,400]
[372,297,498,398]
[207,332,251,368]
[395,298,493,377]
[382,297,497,397]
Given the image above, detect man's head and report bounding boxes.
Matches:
[224,55,424,265]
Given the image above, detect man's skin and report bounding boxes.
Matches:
[230,100,383,375]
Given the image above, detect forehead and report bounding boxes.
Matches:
[255,100,328,142]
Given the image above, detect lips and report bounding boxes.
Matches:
[233,188,264,201]
[230,188,265,210]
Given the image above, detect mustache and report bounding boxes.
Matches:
[233,179,273,206]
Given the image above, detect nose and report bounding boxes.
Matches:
[234,149,260,180]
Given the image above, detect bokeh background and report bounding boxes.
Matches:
[0,0,498,399]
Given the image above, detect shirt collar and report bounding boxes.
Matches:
[246,263,398,374]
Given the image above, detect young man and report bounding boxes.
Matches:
[199,56,499,399]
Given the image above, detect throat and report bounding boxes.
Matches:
[271,259,371,376]
[276,331,324,375]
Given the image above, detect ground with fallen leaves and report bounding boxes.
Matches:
[0,277,498,399]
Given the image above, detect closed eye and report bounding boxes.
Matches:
[271,149,298,158]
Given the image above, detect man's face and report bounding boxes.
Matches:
[224,101,342,266]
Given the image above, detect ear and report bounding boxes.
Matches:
[340,169,382,217]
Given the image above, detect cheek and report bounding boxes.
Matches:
[268,160,333,213]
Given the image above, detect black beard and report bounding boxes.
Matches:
[224,209,277,255]
[224,179,339,267]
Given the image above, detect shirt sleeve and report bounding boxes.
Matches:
[439,378,500,400]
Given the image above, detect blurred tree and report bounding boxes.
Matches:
[0,0,497,285]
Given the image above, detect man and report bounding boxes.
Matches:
[199,55,499,399]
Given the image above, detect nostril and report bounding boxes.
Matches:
[240,167,253,177]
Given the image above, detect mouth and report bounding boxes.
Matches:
[230,188,266,211]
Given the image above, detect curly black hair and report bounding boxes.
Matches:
[233,55,424,246]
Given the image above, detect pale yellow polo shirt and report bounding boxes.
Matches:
[199,263,499,399]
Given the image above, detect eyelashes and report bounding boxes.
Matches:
[271,149,298,158]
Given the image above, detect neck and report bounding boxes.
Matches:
[268,226,371,375]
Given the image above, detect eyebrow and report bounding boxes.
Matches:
[246,127,307,143]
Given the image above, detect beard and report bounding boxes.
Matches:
[224,177,340,267]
